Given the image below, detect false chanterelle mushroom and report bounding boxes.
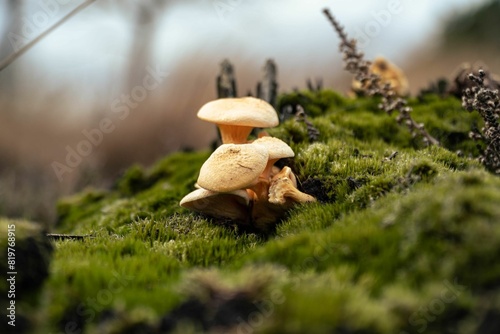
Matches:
[180,97,316,230]
[197,97,279,144]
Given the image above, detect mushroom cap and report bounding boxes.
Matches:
[180,188,250,223]
[252,136,295,160]
[180,188,250,207]
[197,97,279,128]
[269,167,316,205]
[198,143,269,192]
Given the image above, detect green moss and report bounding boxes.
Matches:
[55,151,211,234]
[276,90,349,118]
[25,90,500,333]
[56,189,108,230]
[116,165,150,196]
[0,219,53,333]
[0,219,52,297]
[234,171,500,332]
[410,95,484,155]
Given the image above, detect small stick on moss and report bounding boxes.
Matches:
[383,151,399,162]
[295,105,320,142]
[462,69,500,174]
[322,8,439,146]
[46,234,93,241]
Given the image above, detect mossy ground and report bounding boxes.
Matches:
[2,90,500,333]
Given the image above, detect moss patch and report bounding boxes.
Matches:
[0,219,53,333]
[9,90,500,333]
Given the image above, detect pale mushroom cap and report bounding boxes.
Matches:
[252,136,295,160]
[180,188,250,223]
[197,97,279,128]
[180,188,250,207]
[197,143,269,192]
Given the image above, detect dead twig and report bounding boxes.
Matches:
[295,105,320,142]
[0,0,97,72]
[46,233,93,241]
[383,151,399,162]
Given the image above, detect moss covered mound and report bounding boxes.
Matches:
[6,91,500,333]
[0,219,53,333]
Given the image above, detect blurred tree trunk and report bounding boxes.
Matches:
[0,0,23,102]
[0,0,22,60]
[125,1,167,92]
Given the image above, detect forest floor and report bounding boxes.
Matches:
[2,89,500,334]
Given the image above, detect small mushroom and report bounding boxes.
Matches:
[197,143,269,193]
[252,166,315,229]
[252,136,295,182]
[270,165,297,187]
[197,97,279,144]
[268,167,316,207]
[251,136,295,200]
[371,57,409,96]
[180,188,251,224]
[352,56,409,96]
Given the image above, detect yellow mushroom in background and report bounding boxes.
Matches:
[352,56,409,96]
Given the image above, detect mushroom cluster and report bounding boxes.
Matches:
[180,97,316,230]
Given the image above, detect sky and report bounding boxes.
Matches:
[0,0,490,118]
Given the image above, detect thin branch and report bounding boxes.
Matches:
[322,8,439,146]
[0,0,97,72]
[46,233,93,241]
[295,105,320,142]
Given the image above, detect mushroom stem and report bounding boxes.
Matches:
[259,159,279,183]
[218,124,254,144]
[251,199,288,230]
[251,160,279,202]
[249,181,270,202]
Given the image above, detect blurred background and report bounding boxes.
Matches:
[1,0,499,226]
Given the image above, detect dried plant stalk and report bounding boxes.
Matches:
[462,70,500,174]
[322,8,439,146]
[295,105,320,142]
